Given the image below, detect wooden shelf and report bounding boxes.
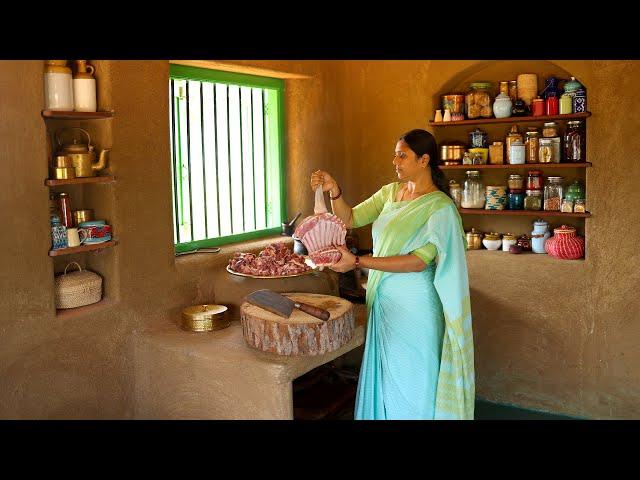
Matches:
[429,111,591,127]
[56,298,117,319]
[441,162,591,170]
[458,209,590,217]
[49,239,118,257]
[45,175,115,186]
[41,110,115,120]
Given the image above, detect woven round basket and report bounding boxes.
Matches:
[55,262,102,309]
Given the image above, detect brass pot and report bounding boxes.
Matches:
[466,228,484,250]
[181,304,230,332]
[440,142,466,164]
[54,155,74,168]
[72,209,94,226]
[54,167,76,180]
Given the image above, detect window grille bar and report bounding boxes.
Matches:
[262,90,268,225]
[200,82,208,238]
[226,84,233,234]
[170,79,181,244]
[213,83,221,237]
[239,87,245,232]
[185,81,194,241]
[250,89,256,230]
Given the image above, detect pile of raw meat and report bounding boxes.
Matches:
[294,186,347,267]
[228,242,311,276]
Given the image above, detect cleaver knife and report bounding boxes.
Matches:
[245,289,330,321]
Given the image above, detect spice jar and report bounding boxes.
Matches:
[508,174,524,190]
[488,142,504,165]
[508,189,525,210]
[542,122,559,138]
[509,140,526,164]
[524,189,543,211]
[461,170,485,209]
[526,170,543,190]
[543,176,564,211]
[525,129,540,163]
[573,198,586,213]
[531,97,545,116]
[564,120,586,163]
[57,192,73,228]
[505,124,523,163]
[466,82,493,119]
[449,180,462,208]
[561,198,574,212]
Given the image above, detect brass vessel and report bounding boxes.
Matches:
[54,167,76,179]
[440,142,466,165]
[466,228,484,250]
[72,209,94,226]
[181,304,230,332]
[55,127,110,178]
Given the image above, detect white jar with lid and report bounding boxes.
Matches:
[509,140,526,164]
[44,60,74,111]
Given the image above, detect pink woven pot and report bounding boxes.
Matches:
[545,225,585,260]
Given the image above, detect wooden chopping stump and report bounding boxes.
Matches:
[241,293,354,356]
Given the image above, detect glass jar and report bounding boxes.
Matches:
[524,189,543,211]
[542,121,559,138]
[508,174,524,190]
[57,192,73,228]
[525,130,540,163]
[531,97,545,116]
[573,198,586,213]
[488,141,504,165]
[543,176,564,211]
[462,151,473,165]
[508,81,518,102]
[461,170,485,209]
[561,198,574,212]
[508,189,525,210]
[564,120,586,162]
[449,179,462,208]
[527,170,543,190]
[539,138,559,163]
[509,140,525,164]
[505,124,523,163]
[499,81,509,96]
[466,82,493,119]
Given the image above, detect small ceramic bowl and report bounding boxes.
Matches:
[482,238,502,250]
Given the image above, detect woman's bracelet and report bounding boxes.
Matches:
[355,255,360,269]
[329,185,342,201]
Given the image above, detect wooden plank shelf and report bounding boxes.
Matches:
[429,111,591,127]
[441,162,591,170]
[459,209,590,217]
[41,110,115,120]
[45,175,115,186]
[49,239,118,257]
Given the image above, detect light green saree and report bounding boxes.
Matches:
[352,182,475,420]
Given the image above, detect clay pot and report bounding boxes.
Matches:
[545,225,585,260]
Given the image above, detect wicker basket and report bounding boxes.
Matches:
[55,262,102,309]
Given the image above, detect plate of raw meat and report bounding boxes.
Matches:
[226,242,316,278]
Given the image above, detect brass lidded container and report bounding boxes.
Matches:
[72,209,94,226]
[466,228,484,250]
[181,304,230,332]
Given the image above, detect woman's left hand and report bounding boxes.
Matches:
[329,245,356,273]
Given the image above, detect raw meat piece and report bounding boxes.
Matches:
[227,242,311,276]
[309,246,343,267]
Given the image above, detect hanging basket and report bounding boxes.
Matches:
[54,262,102,309]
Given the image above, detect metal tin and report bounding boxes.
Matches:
[54,167,76,179]
[442,94,466,115]
[466,228,483,250]
[440,142,466,164]
[181,304,230,332]
[72,209,94,226]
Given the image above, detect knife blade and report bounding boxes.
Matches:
[245,289,330,321]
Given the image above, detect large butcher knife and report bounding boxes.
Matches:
[245,289,330,321]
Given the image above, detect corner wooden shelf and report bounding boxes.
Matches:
[41,110,115,120]
[458,209,590,217]
[45,175,115,186]
[429,111,591,127]
[49,239,118,257]
[441,162,592,170]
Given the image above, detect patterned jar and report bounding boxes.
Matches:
[485,185,507,210]
[545,225,585,260]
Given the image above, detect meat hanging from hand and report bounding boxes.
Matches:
[294,186,347,267]
[228,242,311,276]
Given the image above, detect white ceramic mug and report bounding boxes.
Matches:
[66,227,87,247]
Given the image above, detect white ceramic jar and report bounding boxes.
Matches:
[44,60,74,111]
[482,233,502,250]
[492,92,512,118]
[73,60,97,112]
[509,140,526,164]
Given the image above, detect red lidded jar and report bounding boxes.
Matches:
[531,97,545,116]
[527,170,543,190]
[545,96,559,116]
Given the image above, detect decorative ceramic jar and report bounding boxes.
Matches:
[545,225,585,260]
[482,232,502,250]
[573,88,587,113]
[517,234,532,251]
[531,219,551,254]
[511,99,529,116]
[493,92,512,118]
[485,185,508,210]
[466,228,484,250]
[469,128,489,148]
[502,233,518,252]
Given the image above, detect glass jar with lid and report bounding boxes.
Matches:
[564,120,586,162]
[543,176,564,211]
[449,179,462,208]
[524,189,543,211]
[527,170,543,190]
[461,170,485,209]
[525,129,540,163]
[508,174,524,190]
[542,121,560,138]
[465,82,493,119]
[539,138,561,163]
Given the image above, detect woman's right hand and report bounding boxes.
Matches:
[310,170,337,193]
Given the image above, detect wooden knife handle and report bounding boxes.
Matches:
[294,302,330,321]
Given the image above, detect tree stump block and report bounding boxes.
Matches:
[240,293,355,356]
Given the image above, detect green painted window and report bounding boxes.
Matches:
[169,64,286,253]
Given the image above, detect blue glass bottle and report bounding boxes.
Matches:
[51,215,67,250]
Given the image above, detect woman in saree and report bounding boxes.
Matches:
[310,129,475,420]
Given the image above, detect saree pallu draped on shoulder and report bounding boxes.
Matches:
[354,186,475,420]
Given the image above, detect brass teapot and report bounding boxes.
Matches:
[55,127,109,177]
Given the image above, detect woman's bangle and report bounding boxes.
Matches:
[355,255,360,269]
[329,185,342,201]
